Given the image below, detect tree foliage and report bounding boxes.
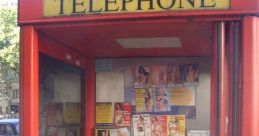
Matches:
[0,7,19,81]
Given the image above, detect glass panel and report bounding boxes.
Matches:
[95,57,210,136]
[0,124,14,135]
[39,54,83,136]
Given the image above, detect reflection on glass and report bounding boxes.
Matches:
[39,54,83,136]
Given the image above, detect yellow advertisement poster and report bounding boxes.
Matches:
[135,88,153,112]
[44,0,230,17]
[170,87,195,106]
[167,115,185,136]
[96,102,113,126]
[135,89,146,112]
[63,103,81,124]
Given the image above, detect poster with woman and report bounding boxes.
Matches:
[134,66,150,88]
[132,114,151,136]
[167,115,185,136]
[111,128,130,136]
[167,65,183,87]
[184,64,199,85]
[135,88,153,112]
[114,102,132,127]
[95,129,111,136]
[151,115,167,136]
[151,65,168,87]
[154,88,170,112]
[47,102,63,126]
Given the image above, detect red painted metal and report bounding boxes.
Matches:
[84,58,96,136]
[38,33,86,69]
[33,16,241,29]
[211,22,228,136]
[38,29,90,136]
[241,16,259,136]
[36,20,213,58]
[219,22,227,136]
[231,0,259,10]
[18,0,259,24]
[20,26,39,136]
[18,11,248,25]
[227,22,234,136]
[18,2,259,136]
[210,23,218,136]
[18,0,42,22]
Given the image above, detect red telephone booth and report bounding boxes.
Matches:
[18,0,259,136]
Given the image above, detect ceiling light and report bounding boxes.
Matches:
[116,37,181,49]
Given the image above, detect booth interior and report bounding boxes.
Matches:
[38,20,214,136]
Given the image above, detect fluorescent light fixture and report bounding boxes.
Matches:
[116,37,181,49]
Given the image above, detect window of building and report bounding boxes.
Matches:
[12,89,18,99]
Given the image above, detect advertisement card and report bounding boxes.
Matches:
[96,102,113,126]
[167,115,185,136]
[151,115,167,136]
[151,65,168,87]
[47,102,63,126]
[154,88,170,112]
[111,127,130,136]
[169,86,196,106]
[63,103,81,124]
[134,66,150,88]
[135,88,153,112]
[114,102,132,127]
[167,65,183,86]
[132,114,151,136]
[96,128,111,136]
[183,64,199,86]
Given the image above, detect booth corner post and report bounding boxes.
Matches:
[241,16,259,136]
[84,57,96,136]
[20,26,39,136]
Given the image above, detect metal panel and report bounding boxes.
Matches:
[216,22,227,136]
[241,16,259,136]
[18,0,258,24]
[20,26,39,136]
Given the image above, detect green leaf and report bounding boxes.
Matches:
[0,7,19,81]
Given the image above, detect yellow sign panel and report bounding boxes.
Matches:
[44,0,230,17]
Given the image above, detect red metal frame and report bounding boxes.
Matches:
[36,20,220,136]
[210,22,218,136]
[241,16,259,136]
[38,30,96,135]
[20,26,39,136]
[20,17,223,136]
[212,22,228,136]
[38,33,86,69]
[18,1,259,136]
[84,58,96,136]
[18,0,259,24]
[230,22,237,136]
[37,27,98,136]
[218,22,227,136]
